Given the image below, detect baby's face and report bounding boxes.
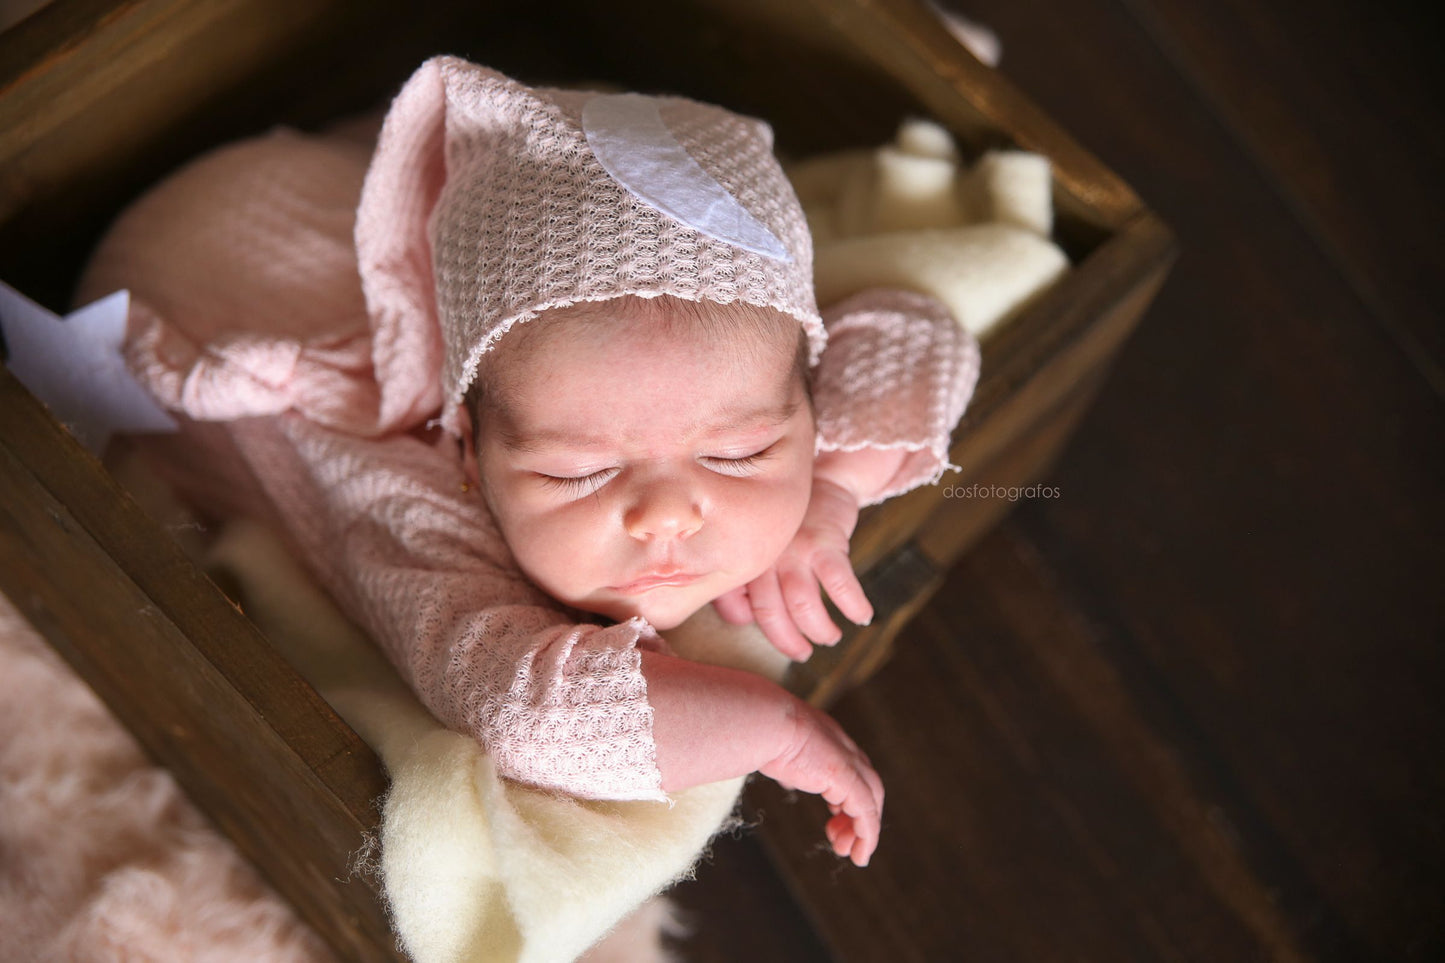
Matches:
[474,306,814,631]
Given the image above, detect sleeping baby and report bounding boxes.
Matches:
[78,57,980,872]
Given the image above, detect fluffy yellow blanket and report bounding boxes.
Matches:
[205,518,783,963]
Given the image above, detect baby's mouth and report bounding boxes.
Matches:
[612,569,702,595]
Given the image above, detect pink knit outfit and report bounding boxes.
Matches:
[79,59,980,801]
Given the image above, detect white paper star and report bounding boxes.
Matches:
[0,280,176,454]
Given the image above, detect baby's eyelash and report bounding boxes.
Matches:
[539,468,618,497]
[539,447,775,493]
[702,450,770,477]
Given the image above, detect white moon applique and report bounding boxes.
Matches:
[581,93,792,262]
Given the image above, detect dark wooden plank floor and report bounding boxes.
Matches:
[670,1,1445,960]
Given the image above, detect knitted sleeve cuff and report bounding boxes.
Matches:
[446,616,668,801]
[813,288,981,506]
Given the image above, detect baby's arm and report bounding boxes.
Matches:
[813,287,980,501]
[716,289,981,656]
[643,650,884,866]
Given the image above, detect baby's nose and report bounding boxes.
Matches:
[623,481,703,541]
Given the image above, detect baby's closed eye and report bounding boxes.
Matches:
[699,452,770,477]
[537,467,620,498]
[699,438,786,476]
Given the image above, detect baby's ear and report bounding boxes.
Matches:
[455,404,483,489]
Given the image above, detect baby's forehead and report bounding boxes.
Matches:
[493,387,807,454]
[481,296,807,391]
[478,304,810,449]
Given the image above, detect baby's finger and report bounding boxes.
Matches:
[823,797,877,867]
[825,818,844,851]
[820,775,882,849]
[778,561,842,646]
[814,549,873,627]
[851,831,876,867]
[748,571,814,661]
[863,763,885,815]
[827,814,857,859]
[711,587,755,625]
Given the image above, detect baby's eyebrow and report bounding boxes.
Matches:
[498,396,804,453]
[708,395,804,434]
[499,428,602,454]
[492,406,623,453]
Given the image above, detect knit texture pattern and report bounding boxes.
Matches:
[230,414,669,799]
[814,288,982,504]
[356,57,824,433]
[76,64,980,799]
[81,130,388,434]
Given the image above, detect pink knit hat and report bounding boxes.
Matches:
[354,56,824,433]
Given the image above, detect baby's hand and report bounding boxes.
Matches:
[646,653,883,865]
[714,473,870,660]
[761,697,885,866]
[716,447,912,661]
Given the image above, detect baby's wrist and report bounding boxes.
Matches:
[813,447,908,505]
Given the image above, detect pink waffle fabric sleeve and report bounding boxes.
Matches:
[78,127,979,801]
[227,413,671,801]
[814,288,981,505]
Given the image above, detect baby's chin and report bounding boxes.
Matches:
[580,590,717,633]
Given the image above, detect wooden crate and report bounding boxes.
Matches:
[0,0,1175,958]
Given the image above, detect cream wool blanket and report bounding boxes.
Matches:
[204,517,786,963]
[791,118,1068,337]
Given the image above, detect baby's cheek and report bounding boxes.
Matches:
[782,463,816,532]
[740,485,812,578]
[489,498,582,595]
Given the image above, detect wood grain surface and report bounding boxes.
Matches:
[0,366,401,962]
[679,1,1444,960]
[4,0,1438,959]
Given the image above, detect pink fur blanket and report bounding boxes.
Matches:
[0,573,703,963]
[0,591,336,962]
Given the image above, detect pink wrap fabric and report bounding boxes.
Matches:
[78,62,981,800]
